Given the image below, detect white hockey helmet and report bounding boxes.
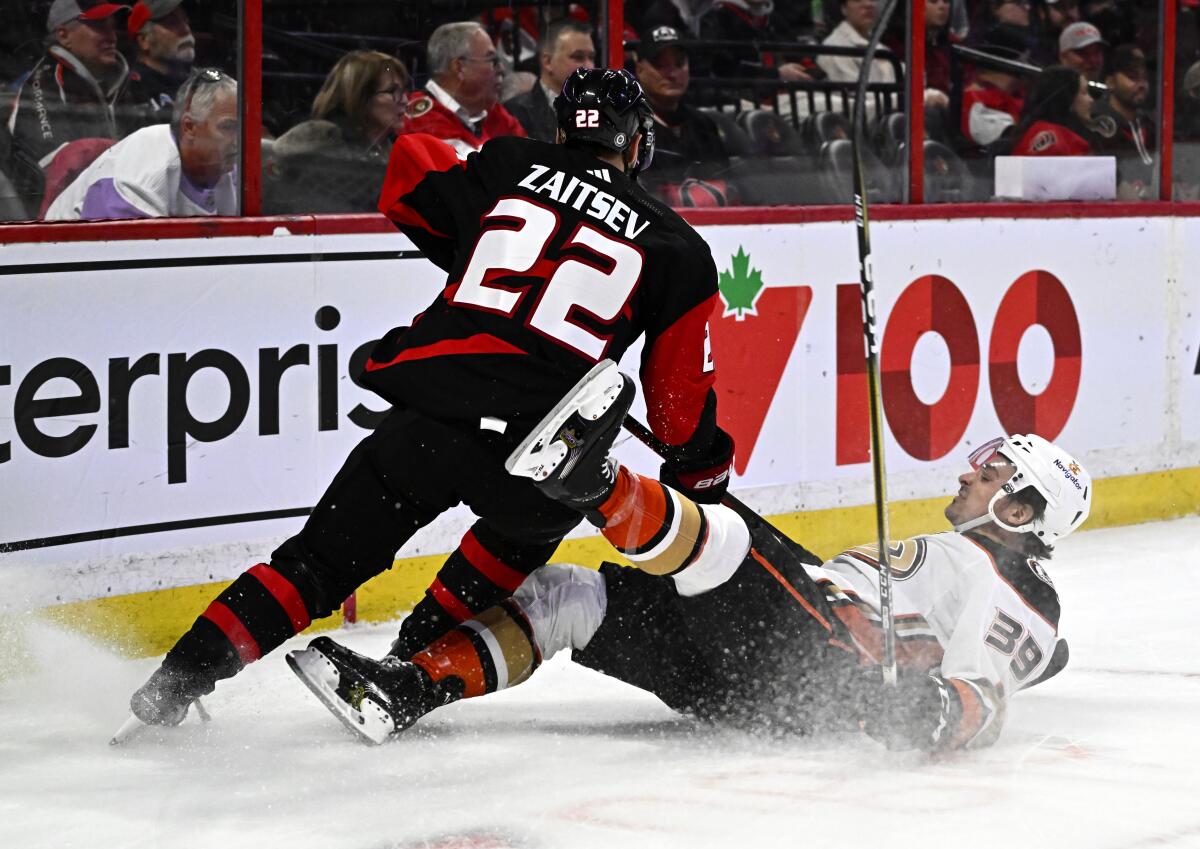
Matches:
[954,433,1092,545]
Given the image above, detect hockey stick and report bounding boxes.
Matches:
[850,0,901,686]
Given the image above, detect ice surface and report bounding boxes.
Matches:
[2,518,1199,849]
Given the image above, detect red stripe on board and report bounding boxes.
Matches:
[202,601,261,664]
[429,579,474,623]
[248,563,311,633]
[365,333,526,371]
[459,531,528,593]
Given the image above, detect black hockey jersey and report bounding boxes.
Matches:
[367,134,720,447]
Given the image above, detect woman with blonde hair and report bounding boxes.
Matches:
[311,50,411,153]
[265,50,409,213]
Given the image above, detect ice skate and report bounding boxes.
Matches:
[111,666,212,744]
[287,636,462,745]
[506,359,634,516]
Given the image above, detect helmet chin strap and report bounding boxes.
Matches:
[953,488,1037,535]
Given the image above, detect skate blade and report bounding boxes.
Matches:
[286,646,395,746]
[506,359,625,480]
[110,713,146,746]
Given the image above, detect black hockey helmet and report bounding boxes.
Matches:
[554,68,655,175]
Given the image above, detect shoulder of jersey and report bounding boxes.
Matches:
[965,532,1062,629]
[406,92,436,119]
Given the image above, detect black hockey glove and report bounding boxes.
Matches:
[857,667,961,751]
[661,427,734,505]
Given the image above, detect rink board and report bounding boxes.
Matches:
[2,215,1199,652]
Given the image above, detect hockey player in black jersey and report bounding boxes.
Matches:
[289,361,1092,751]
[119,69,734,737]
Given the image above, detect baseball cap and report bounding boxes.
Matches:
[47,0,129,31]
[1059,22,1106,53]
[636,26,687,62]
[127,0,184,36]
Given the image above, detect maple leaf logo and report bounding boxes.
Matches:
[718,247,765,321]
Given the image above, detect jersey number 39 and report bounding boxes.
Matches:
[451,197,643,361]
[984,608,1045,682]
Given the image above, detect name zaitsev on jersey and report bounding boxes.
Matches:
[367,132,723,455]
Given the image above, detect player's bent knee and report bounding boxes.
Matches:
[671,503,751,597]
[512,564,608,659]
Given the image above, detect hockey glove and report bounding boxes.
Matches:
[660,428,734,505]
[857,667,960,751]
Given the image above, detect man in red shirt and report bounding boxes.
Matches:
[404,21,526,157]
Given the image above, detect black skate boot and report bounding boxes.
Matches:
[506,359,634,524]
[286,636,463,745]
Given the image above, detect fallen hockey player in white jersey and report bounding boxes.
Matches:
[288,361,1092,751]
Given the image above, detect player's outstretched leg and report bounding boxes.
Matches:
[505,359,634,524]
[290,565,607,744]
[508,364,750,595]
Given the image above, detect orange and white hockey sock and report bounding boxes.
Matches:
[595,466,750,595]
[411,599,540,698]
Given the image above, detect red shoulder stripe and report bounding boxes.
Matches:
[365,333,526,371]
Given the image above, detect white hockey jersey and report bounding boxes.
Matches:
[802,531,1062,749]
[45,124,236,221]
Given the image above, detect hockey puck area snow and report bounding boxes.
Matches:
[1,518,1199,849]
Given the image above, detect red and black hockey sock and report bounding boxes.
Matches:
[389,524,560,658]
[412,599,541,698]
[163,559,324,684]
[596,466,709,577]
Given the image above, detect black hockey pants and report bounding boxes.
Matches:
[163,407,582,687]
[574,515,860,732]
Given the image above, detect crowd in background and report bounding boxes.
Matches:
[1,0,1197,220]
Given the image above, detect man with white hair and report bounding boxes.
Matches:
[404,21,526,157]
[125,0,196,123]
[46,67,237,219]
[293,361,1091,750]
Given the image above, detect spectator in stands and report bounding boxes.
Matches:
[263,51,409,213]
[1030,0,1081,66]
[925,0,957,109]
[504,19,596,142]
[1090,44,1153,198]
[818,0,900,84]
[125,0,195,126]
[311,50,410,156]
[699,1,813,83]
[637,0,715,39]
[1006,64,1093,155]
[990,0,1032,30]
[404,21,526,158]
[6,0,133,186]
[632,25,732,205]
[45,67,238,219]
[1058,21,1106,81]
[960,25,1029,149]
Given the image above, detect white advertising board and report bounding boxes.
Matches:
[1,216,1196,601]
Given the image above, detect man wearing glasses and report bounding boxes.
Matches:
[404,21,527,158]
